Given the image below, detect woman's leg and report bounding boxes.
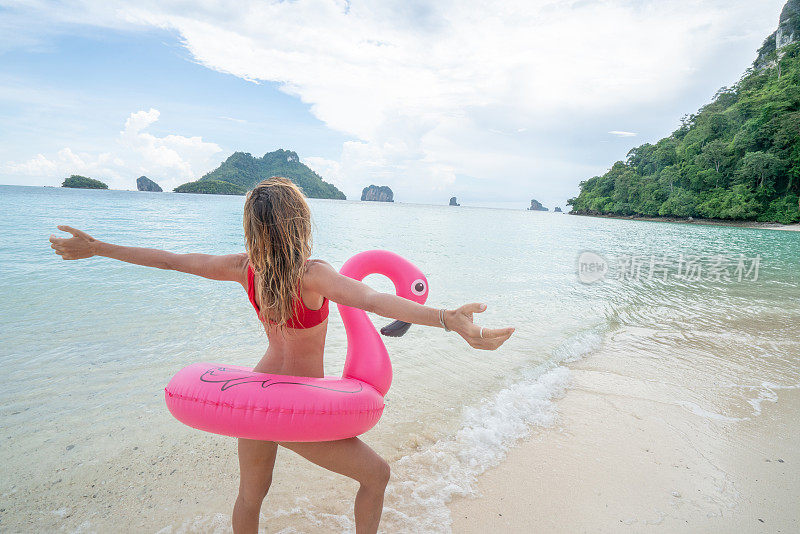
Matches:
[278,438,390,534]
[232,438,278,534]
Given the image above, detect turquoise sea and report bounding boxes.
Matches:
[1,184,799,532]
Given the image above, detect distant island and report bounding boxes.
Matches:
[361,185,394,202]
[175,180,244,195]
[136,176,162,192]
[62,175,108,189]
[554,206,563,213]
[449,196,460,206]
[527,199,548,211]
[174,149,346,199]
[568,0,800,224]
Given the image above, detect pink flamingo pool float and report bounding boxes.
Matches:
[165,250,429,442]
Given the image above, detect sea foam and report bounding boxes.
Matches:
[258,329,603,533]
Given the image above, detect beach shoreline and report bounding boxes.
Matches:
[570,212,800,231]
[449,339,800,533]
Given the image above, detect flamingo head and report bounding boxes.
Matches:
[379,258,429,338]
[340,250,430,339]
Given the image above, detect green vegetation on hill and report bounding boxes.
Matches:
[173,149,346,199]
[62,175,108,189]
[174,179,245,195]
[569,22,800,224]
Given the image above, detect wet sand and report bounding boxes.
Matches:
[449,346,800,533]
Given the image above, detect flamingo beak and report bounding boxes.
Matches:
[380,320,411,337]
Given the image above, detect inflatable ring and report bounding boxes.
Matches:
[164,250,429,442]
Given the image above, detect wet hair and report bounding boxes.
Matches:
[243,176,312,327]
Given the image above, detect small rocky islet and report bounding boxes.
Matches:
[136,176,162,192]
[361,185,394,202]
[527,199,548,211]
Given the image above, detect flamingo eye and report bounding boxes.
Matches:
[411,279,426,296]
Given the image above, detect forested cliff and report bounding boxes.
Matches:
[568,1,800,224]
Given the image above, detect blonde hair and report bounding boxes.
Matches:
[243,176,312,327]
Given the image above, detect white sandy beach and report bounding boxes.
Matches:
[450,336,800,533]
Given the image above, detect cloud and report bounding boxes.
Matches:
[116,0,783,202]
[119,108,222,179]
[608,131,637,138]
[1,0,786,203]
[4,108,221,189]
[5,147,125,184]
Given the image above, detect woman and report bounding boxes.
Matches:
[49,176,515,533]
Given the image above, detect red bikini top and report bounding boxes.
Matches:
[246,263,329,329]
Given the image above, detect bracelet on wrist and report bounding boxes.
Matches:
[439,308,451,332]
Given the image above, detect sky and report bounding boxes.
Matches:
[0,0,788,208]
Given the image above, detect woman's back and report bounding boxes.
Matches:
[245,258,329,378]
[245,260,328,328]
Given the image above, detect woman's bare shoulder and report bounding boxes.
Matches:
[305,259,334,277]
[307,258,332,269]
[303,259,335,288]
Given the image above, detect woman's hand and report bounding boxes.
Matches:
[49,226,97,260]
[445,303,515,350]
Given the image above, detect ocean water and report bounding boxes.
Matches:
[0,184,798,533]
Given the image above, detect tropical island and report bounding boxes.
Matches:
[174,149,346,199]
[361,185,394,202]
[62,175,108,189]
[568,0,800,224]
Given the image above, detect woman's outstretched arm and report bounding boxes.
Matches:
[49,226,246,283]
[306,260,515,351]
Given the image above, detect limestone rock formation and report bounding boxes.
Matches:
[136,176,162,192]
[755,0,799,69]
[777,0,800,49]
[361,185,394,202]
[527,199,548,211]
